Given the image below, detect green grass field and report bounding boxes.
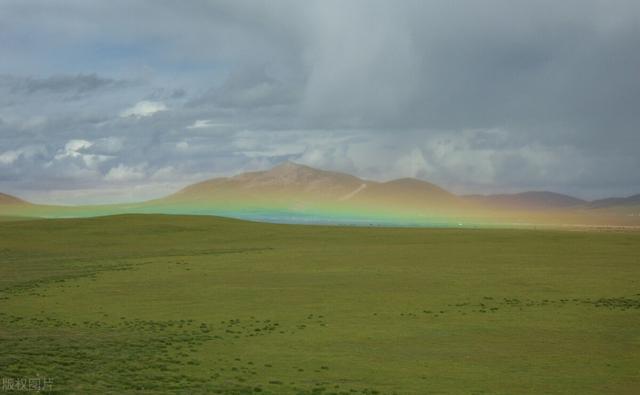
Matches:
[1,215,639,394]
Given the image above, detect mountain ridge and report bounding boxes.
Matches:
[1,162,639,227]
[165,162,463,212]
[588,194,640,209]
[1,163,638,209]
[464,191,587,211]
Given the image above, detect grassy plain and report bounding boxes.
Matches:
[0,214,639,394]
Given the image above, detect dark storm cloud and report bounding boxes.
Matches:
[1,74,131,97]
[189,65,299,109]
[0,0,639,203]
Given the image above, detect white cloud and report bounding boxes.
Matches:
[104,163,147,182]
[65,139,93,153]
[176,141,189,151]
[186,119,213,129]
[52,139,112,168]
[150,166,179,181]
[54,139,93,161]
[24,182,189,205]
[186,119,232,129]
[0,150,20,165]
[120,101,167,118]
[93,136,124,154]
[394,148,429,179]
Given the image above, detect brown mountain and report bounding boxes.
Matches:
[161,163,640,224]
[164,161,466,212]
[0,162,638,226]
[588,194,640,209]
[0,192,27,205]
[464,191,587,211]
[354,178,462,210]
[167,162,364,203]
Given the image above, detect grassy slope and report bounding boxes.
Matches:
[0,215,639,394]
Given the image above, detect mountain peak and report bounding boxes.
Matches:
[267,161,314,175]
[260,161,334,183]
[205,161,365,195]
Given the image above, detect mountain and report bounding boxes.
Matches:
[588,194,640,209]
[169,161,364,203]
[0,192,35,218]
[0,192,27,205]
[354,178,462,210]
[152,162,640,226]
[0,163,638,227]
[464,191,587,211]
[162,162,467,218]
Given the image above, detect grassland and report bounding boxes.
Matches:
[0,214,639,394]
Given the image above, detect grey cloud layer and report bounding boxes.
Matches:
[1,0,639,203]
[1,74,130,96]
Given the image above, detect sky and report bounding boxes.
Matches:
[1,0,639,204]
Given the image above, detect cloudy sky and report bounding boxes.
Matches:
[1,0,639,204]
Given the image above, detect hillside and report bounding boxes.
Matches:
[0,162,638,227]
[0,192,27,205]
[464,191,587,211]
[168,161,365,203]
[588,194,640,209]
[164,162,466,214]
[354,178,464,212]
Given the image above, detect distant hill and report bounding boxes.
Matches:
[464,191,587,211]
[0,192,27,205]
[169,161,364,203]
[0,163,638,227]
[154,162,640,226]
[588,194,640,209]
[355,178,462,211]
[163,161,466,216]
